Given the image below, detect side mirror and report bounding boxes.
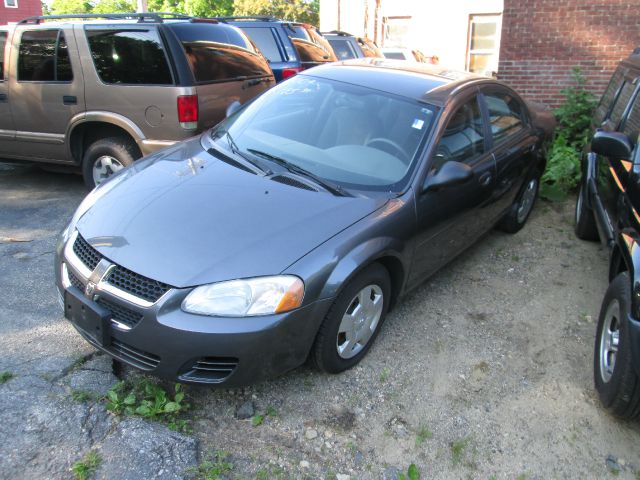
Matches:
[225,100,242,118]
[423,161,473,193]
[591,131,633,159]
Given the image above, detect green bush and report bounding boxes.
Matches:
[540,68,597,201]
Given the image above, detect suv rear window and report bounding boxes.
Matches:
[18,30,73,82]
[168,23,272,83]
[328,39,356,60]
[86,29,172,85]
[239,27,284,63]
[0,32,6,80]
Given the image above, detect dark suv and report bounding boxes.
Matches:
[0,13,274,187]
[575,50,640,419]
[219,16,336,82]
[322,31,382,60]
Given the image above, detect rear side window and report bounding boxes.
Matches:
[86,29,172,85]
[622,94,640,142]
[18,30,73,82]
[0,32,6,80]
[594,68,624,125]
[328,39,356,60]
[169,23,272,83]
[485,93,525,144]
[240,27,283,62]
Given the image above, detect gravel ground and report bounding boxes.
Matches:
[1,163,639,479]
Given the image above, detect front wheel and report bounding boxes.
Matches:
[497,175,539,233]
[311,263,391,373]
[82,137,140,189]
[594,272,640,419]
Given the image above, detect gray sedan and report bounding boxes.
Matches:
[55,59,548,386]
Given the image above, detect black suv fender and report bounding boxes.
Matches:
[610,229,640,376]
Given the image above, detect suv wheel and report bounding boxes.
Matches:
[575,183,599,240]
[594,272,640,419]
[82,137,139,189]
[311,264,390,373]
[497,173,539,233]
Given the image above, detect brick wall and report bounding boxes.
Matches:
[498,0,640,108]
[0,0,42,25]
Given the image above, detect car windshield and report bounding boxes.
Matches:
[211,75,436,192]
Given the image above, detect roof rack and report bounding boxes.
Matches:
[214,16,278,22]
[322,30,353,36]
[17,12,192,25]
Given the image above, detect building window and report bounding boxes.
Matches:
[4,0,18,8]
[382,16,411,48]
[467,14,501,77]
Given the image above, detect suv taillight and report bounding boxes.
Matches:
[281,67,303,80]
[177,95,198,130]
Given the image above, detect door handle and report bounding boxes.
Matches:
[63,95,77,105]
[0,93,7,102]
[478,171,492,187]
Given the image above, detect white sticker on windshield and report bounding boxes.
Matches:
[412,119,425,130]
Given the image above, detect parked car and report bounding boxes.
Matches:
[56,59,550,386]
[322,30,382,60]
[218,16,337,82]
[575,50,640,419]
[0,13,275,188]
[381,47,438,64]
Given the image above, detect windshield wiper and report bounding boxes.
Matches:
[247,148,348,196]
[212,131,271,176]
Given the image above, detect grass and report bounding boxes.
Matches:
[251,414,264,427]
[379,368,390,383]
[0,371,15,384]
[71,389,96,403]
[397,463,420,480]
[189,451,233,480]
[71,450,101,480]
[450,437,470,466]
[415,424,433,447]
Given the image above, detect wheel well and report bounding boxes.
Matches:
[610,245,628,281]
[69,122,141,165]
[375,256,405,310]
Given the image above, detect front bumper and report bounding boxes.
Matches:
[55,234,333,387]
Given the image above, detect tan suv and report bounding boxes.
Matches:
[0,13,275,187]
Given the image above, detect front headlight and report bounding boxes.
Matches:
[182,276,305,317]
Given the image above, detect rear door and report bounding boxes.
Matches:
[0,29,15,153]
[8,26,85,161]
[480,87,538,221]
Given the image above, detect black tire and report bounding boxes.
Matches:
[575,183,599,241]
[82,136,139,189]
[312,263,391,373]
[594,272,640,420]
[497,174,539,233]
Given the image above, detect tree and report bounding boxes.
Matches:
[49,0,91,14]
[92,0,136,13]
[234,0,319,25]
[41,1,51,14]
[147,0,232,17]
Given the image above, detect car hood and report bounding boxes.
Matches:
[76,137,387,288]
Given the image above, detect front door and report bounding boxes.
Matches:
[409,94,496,286]
[8,26,85,162]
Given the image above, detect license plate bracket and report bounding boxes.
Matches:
[64,287,111,347]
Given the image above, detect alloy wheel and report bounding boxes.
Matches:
[516,178,537,224]
[599,299,621,383]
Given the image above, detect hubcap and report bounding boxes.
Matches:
[516,179,537,224]
[599,299,621,383]
[336,284,384,359]
[93,155,125,185]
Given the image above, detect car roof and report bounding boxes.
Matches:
[301,58,495,106]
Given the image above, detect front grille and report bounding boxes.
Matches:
[72,233,172,303]
[271,175,318,191]
[97,298,143,329]
[107,265,171,303]
[110,339,160,370]
[73,234,102,271]
[179,357,238,383]
[68,270,84,290]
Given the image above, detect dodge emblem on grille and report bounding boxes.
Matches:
[85,281,97,298]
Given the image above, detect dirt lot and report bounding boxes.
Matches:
[1,163,639,479]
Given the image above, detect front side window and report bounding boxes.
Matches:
[0,32,7,80]
[212,75,435,192]
[168,24,272,83]
[608,78,637,128]
[432,96,485,171]
[18,30,73,82]
[622,93,640,143]
[86,29,172,85]
[485,93,524,145]
[594,68,624,125]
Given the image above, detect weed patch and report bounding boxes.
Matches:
[72,450,101,480]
